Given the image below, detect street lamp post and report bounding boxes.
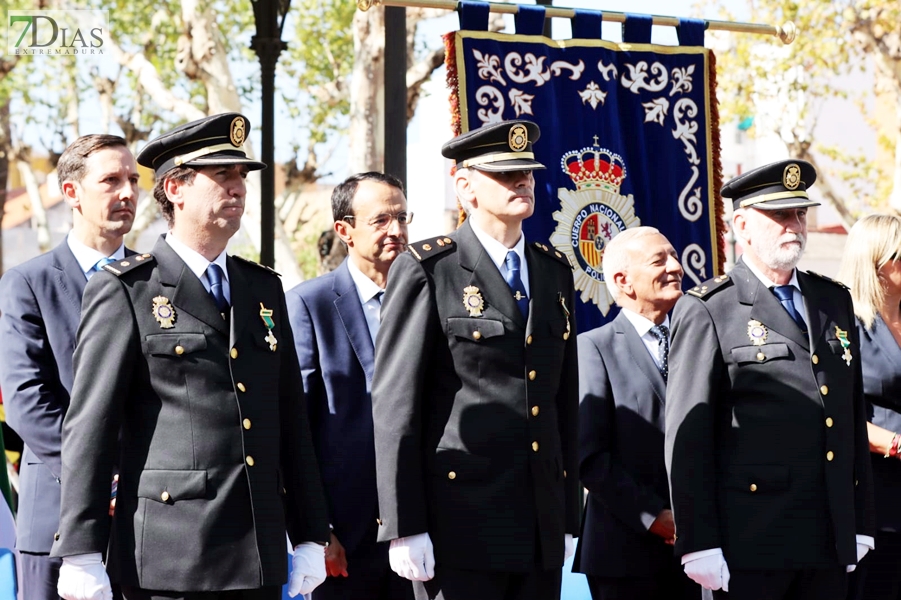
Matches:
[251,0,291,268]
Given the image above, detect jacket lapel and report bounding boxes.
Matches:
[333,260,376,384]
[51,241,87,312]
[797,271,829,350]
[615,312,666,407]
[228,257,257,346]
[524,242,559,338]
[154,236,229,337]
[734,259,809,350]
[457,220,524,328]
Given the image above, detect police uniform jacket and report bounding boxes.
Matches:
[371,219,580,573]
[664,258,874,570]
[51,235,329,592]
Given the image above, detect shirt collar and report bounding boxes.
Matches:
[67,231,126,276]
[468,219,526,269]
[742,255,799,291]
[346,257,384,304]
[164,232,228,281]
[620,308,670,338]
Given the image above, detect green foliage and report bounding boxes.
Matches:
[295,228,326,281]
[280,0,355,146]
[710,0,900,214]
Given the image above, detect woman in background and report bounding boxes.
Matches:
[839,213,901,600]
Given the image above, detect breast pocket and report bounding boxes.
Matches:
[446,318,505,343]
[143,333,207,358]
[731,343,790,365]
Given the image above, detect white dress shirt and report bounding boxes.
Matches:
[67,232,126,281]
[468,220,530,297]
[346,258,385,345]
[620,308,670,372]
[165,232,230,304]
[742,257,809,325]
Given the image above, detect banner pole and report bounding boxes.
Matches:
[355,0,797,44]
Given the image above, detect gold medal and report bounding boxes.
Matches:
[463,286,484,317]
[152,296,176,329]
[747,320,767,346]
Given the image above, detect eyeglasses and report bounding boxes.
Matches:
[343,211,413,231]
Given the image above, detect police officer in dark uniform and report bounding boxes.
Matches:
[370,120,580,600]
[51,113,330,600]
[664,160,875,600]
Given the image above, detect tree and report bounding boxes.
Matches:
[4,0,452,284]
[711,1,900,226]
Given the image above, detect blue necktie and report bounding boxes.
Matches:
[206,264,229,314]
[88,257,116,280]
[504,251,529,319]
[772,285,806,331]
[649,324,670,381]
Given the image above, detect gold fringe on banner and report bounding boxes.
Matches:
[708,51,726,275]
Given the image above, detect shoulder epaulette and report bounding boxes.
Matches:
[232,255,281,277]
[408,236,455,261]
[686,273,731,299]
[532,241,573,269]
[102,253,155,276]
[806,270,849,290]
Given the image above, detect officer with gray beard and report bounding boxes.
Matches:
[664,160,875,600]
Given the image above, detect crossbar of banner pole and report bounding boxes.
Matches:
[355,0,798,44]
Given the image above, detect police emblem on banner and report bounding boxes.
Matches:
[550,140,639,315]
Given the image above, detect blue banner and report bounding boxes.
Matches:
[447,25,724,333]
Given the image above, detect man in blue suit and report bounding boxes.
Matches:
[286,172,414,600]
[0,134,139,600]
[573,227,701,600]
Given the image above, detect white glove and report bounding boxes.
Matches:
[388,532,435,581]
[564,534,574,560]
[683,549,730,592]
[287,542,327,597]
[57,553,113,600]
[847,543,871,573]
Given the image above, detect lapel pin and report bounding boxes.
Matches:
[152,296,176,329]
[259,303,278,351]
[463,286,485,317]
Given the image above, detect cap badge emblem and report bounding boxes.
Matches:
[152,296,177,329]
[463,285,485,317]
[508,124,528,152]
[230,117,246,147]
[747,320,768,346]
[783,163,801,190]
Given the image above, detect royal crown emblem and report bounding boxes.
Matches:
[551,137,639,315]
[561,141,627,193]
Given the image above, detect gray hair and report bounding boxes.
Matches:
[603,226,662,304]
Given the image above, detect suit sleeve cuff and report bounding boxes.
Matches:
[640,512,657,530]
[857,534,875,550]
[681,547,723,565]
